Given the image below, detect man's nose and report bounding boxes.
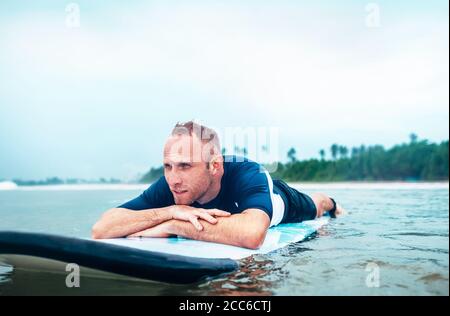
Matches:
[167,171,182,186]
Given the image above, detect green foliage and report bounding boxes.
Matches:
[270,137,448,182]
[140,166,164,183]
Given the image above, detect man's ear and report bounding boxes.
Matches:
[209,155,223,175]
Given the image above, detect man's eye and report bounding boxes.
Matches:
[180,164,191,169]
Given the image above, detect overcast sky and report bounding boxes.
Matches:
[0,0,448,180]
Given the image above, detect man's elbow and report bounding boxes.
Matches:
[91,221,110,239]
[91,208,119,239]
[91,222,119,239]
[241,231,267,250]
[238,210,270,249]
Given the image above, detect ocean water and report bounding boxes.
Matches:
[0,183,448,296]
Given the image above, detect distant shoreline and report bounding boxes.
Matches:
[1,181,447,191]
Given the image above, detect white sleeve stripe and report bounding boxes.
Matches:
[263,170,285,227]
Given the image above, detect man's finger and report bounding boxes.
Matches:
[189,216,203,231]
[206,209,231,217]
[196,211,218,224]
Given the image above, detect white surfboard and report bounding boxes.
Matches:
[0,217,329,284]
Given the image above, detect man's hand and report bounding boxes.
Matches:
[127,207,232,238]
[128,209,271,249]
[169,205,231,231]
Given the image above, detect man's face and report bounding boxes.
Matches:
[163,134,214,205]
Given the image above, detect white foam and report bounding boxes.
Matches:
[0,181,18,190]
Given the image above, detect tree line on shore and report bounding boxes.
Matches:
[140,134,449,183]
[270,134,448,182]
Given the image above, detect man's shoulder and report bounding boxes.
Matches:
[144,176,171,195]
[222,155,268,184]
[141,176,175,206]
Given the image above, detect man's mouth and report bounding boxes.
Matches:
[173,190,188,195]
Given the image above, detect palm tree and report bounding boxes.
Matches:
[287,147,297,163]
[359,145,366,154]
[330,144,339,160]
[319,149,326,160]
[339,146,349,159]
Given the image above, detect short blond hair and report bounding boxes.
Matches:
[171,121,221,161]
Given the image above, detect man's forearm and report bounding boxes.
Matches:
[92,207,172,239]
[166,212,267,249]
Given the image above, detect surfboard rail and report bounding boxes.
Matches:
[0,231,238,284]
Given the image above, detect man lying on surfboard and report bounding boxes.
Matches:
[92,121,344,249]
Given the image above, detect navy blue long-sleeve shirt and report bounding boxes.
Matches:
[118,156,286,226]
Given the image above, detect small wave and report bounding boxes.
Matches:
[402,245,449,254]
[383,232,449,238]
[417,273,448,283]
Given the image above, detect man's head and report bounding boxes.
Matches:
[163,121,223,205]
